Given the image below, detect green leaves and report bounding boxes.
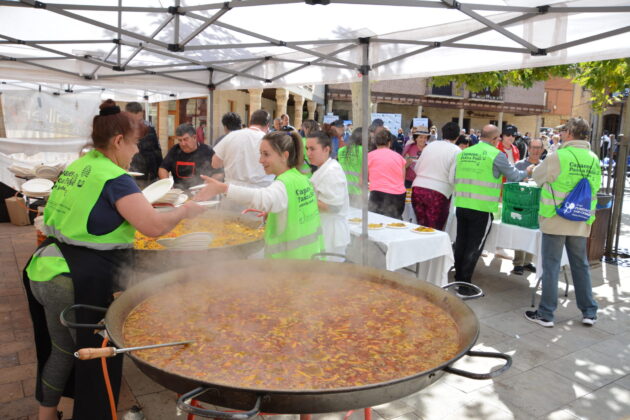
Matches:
[430,59,630,113]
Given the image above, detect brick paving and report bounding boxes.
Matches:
[1,216,629,419]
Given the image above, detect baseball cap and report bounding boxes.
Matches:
[502,125,518,136]
[555,123,567,131]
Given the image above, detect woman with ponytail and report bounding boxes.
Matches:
[23,99,205,420]
[196,130,323,259]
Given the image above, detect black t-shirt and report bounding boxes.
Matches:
[160,143,215,189]
[129,124,163,182]
[87,174,141,235]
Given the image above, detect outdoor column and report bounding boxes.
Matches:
[157,101,169,154]
[458,108,465,128]
[417,105,423,118]
[293,94,305,129]
[350,81,372,127]
[276,88,289,117]
[316,104,325,122]
[248,88,263,111]
[326,99,333,114]
[497,111,504,129]
[306,100,316,120]
[535,115,542,136]
[0,95,5,137]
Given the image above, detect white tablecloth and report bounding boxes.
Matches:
[446,214,569,280]
[345,208,454,286]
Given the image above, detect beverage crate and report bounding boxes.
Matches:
[503,182,541,209]
[501,203,539,229]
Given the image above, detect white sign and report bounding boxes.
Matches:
[413,118,429,132]
[323,114,339,124]
[371,113,402,133]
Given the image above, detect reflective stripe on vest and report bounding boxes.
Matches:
[539,147,601,225]
[43,225,134,250]
[43,150,136,248]
[25,243,70,282]
[264,226,323,257]
[264,168,323,259]
[454,142,502,213]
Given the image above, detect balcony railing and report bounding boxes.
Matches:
[470,89,503,101]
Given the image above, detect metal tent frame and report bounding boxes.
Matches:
[2,0,630,263]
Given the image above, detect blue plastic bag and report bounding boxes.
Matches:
[556,177,592,221]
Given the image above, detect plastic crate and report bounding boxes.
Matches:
[501,203,539,229]
[503,182,542,208]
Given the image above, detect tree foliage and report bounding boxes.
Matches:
[431,58,630,112]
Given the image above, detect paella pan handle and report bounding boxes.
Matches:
[60,304,107,330]
[177,387,262,419]
[443,350,512,379]
[441,282,484,300]
[311,252,348,262]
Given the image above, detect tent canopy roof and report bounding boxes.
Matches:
[1,0,630,97]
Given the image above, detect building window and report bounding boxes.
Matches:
[431,82,453,96]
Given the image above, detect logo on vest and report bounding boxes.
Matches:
[77,165,92,188]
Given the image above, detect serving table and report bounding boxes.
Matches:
[345,208,454,286]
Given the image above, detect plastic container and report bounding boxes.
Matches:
[501,203,539,229]
[503,182,541,209]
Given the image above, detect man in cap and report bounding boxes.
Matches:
[498,124,521,165]
[453,124,533,296]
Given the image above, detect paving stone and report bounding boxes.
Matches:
[135,389,181,420]
[0,353,20,369]
[563,383,630,420]
[0,362,37,385]
[0,395,39,418]
[478,367,594,418]
[372,398,415,420]
[0,381,24,404]
[543,347,630,389]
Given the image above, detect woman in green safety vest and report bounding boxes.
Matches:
[337,128,363,208]
[23,100,205,420]
[196,130,324,259]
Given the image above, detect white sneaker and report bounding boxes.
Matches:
[582,317,597,326]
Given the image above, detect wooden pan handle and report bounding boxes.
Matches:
[75,347,117,360]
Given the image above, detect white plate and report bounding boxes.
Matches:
[21,178,54,196]
[195,200,220,208]
[173,194,188,207]
[188,183,206,191]
[128,171,144,177]
[142,178,174,204]
[410,227,438,234]
[386,223,408,229]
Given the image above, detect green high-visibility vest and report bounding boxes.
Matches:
[264,168,323,259]
[454,142,502,213]
[338,145,362,196]
[43,150,136,249]
[299,137,312,179]
[25,243,70,282]
[27,150,137,282]
[539,146,601,225]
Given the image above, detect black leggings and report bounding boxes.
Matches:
[368,190,406,219]
[29,275,75,407]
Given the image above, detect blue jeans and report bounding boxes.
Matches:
[537,233,598,321]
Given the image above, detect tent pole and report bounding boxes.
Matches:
[360,38,370,267]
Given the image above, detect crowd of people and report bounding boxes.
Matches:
[22,98,603,419]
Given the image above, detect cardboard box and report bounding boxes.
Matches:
[4,196,31,226]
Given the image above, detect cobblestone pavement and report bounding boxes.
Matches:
[1,217,629,419]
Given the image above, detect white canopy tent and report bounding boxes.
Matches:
[1,0,629,262]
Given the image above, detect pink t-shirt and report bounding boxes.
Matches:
[368,148,406,195]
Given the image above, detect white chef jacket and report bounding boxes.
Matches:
[310,158,350,252]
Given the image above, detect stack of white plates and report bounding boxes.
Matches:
[155,189,186,205]
[21,178,54,197]
[142,178,174,204]
[8,164,36,178]
[34,164,63,180]
[156,232,214,250]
